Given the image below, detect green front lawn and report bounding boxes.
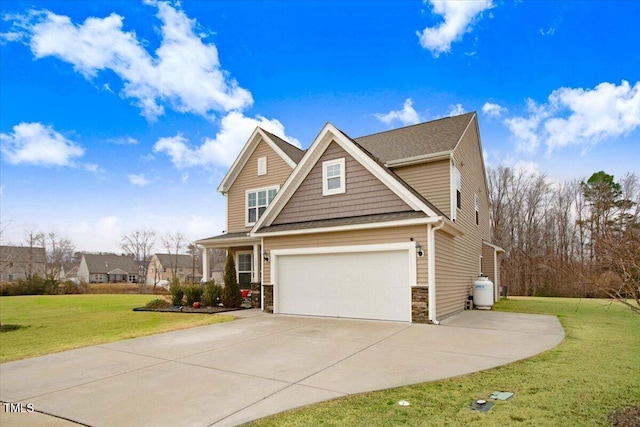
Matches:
[249,297,640,426]
[0,294,233,363]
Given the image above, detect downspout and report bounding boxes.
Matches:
[428,219,446,324]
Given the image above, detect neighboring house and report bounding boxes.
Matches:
[197,113,503,323]
[147,253,202,285]
[0,245,46,282]
[77,254,139,284]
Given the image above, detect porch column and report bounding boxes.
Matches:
[202,247,209,282]
[252,244,260,283]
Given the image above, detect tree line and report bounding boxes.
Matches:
[488,168,639,313]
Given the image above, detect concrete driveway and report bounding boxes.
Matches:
[0,309,564,427]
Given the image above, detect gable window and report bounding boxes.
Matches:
[322,158,346,196]
[475,193,480,225]
[257,157,267,176]
[246,186,278,225]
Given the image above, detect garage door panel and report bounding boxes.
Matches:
[276,249,411,322]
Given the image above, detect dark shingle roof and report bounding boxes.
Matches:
[154,254,196,269]
[355,112,475,163]
[0,246,46,263]
[83,254,137,274]
[261,128,306,164]
[257,211,428,233]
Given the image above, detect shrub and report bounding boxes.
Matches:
[143,298,172,309]
[59,280,88,294]
[170,284,184,306]
[0,276,47,296]
[183,285,203,306]
[221,252,242,308]
[202,280,222,307]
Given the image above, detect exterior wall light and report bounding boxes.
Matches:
[263,250,269,262]
[415,242,423,257]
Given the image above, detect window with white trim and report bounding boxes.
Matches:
[455,167,462,210]
[475,193,480,225]
[246,186,278,225]
[257,157,267,176]
[322,158,346,196]
[237,252,253,287]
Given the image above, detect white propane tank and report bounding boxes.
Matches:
[473,275,494,309]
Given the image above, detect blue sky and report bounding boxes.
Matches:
[1,0,639,253]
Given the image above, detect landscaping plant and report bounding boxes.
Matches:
[183,285,203,306]
[202,280,222,307]
[221,252,242,308]
[170,282,184,306]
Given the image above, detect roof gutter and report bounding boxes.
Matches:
[428,219,446,325]
[385,151,452,168]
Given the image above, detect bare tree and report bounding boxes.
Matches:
[37,232,75,282]
[120,230,156,292]
[187,243,201,286]
[161,232,187,279]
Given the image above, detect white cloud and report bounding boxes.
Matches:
[154,111,301,168]
[375,98,421,126]
[181,173,189,184]
[504,80,640,154]
[128,173,152,186]
[482,102,507,118]
[417,0,494,57]
[107,136,138,145]
[447,103,466,117]
[0,122,84,166]
[7,1,252,121]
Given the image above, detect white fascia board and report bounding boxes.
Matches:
[217,127,263,193]
[271,241,414,256]
[251,123,336,232]
[337,138,438,216]
[253,216,441,238]
[385,151,452,168]
[196,235,259,248]
[217,128,298,193]
[451,112,476,153]
[482,240,505,252]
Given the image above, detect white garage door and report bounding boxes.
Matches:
[275,247,412,322]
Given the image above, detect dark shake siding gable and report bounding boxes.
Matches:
[272,142,413,225]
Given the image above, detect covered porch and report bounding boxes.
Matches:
[196,232,263,308]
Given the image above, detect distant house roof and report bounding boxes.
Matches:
[0,245,46,263]
[153,253,197,269]
[355,112,475,163]
[83,254,137,274]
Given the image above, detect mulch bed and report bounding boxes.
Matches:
[133,305,249,314]
[611,406,640,427]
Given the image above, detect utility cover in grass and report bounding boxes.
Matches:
[470,400,494,412]
[490,391,514,401]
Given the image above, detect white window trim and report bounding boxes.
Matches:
[236,251,253,284]
[245,185,279,226]
[257,157,267,176]
[322,158,346,196]
[451,165,461,221]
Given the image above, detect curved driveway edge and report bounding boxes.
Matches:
[0,309,564,427]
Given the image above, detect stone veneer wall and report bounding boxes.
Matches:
[263,284,274,313]
[250,282,261,308]
[411,286,429,323]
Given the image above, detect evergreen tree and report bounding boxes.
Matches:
[221,252,242,308]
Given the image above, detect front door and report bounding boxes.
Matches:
[237,252,253,289]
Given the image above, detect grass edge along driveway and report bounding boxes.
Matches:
[248,297,640,427]
[0,294,233,363]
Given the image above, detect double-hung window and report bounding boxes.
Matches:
[246,186,278,225]
[322,158,346,196]
[452,165,462,221]
[475,193,480,225]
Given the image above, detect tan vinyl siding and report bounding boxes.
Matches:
[227,139,294,233]
[482,244,497,285]
[263,225,428,286]
[273,142,411,225]
[393,159,451,217]
[434,117,491,319]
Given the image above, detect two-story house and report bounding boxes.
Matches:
[196,112,502,323]
[0,245,46,282]
[147,253,202,285]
